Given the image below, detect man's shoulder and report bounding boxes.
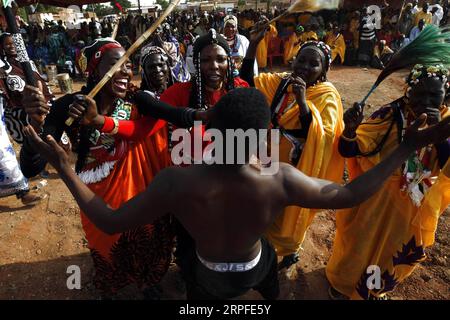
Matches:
[262,162,293,187]
[278,162,295,175]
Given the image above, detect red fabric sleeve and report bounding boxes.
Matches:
[112,82,191,140]
[160,82,192,107]
[234,77,250,88]
[98,114,163,140]
[115,116,167,140]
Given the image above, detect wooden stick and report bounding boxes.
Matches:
[112,21,119,39]
[267,0,342,25]
[66,0,181,126]
[397,0,407,32]
[267,10,290,25]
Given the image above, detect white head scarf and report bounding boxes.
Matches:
[224,15,238,28]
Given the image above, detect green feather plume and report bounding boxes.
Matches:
[361,25,450,104]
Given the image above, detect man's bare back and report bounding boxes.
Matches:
[167,163,287,262]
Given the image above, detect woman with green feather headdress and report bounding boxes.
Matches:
[326,62,450,300]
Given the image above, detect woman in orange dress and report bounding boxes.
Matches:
[20,39,174,299]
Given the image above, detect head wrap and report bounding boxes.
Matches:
[140,45,169,67]
[224,15,238,28]
[296,41,332,84]
[139,45,172,91]
[77,38,122,77]
[299,41,332,72]
[190,29,234,109]
[405,64,450,97]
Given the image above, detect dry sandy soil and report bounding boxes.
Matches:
[0,65,448,300]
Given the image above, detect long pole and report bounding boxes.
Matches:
[397,0,407,32]
[112,20,119,39]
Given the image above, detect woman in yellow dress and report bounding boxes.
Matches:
[256,21,278,70]
[283,25,305,65]
[327,64,450,300]
[325,24,346,65]
[254,41,345,268]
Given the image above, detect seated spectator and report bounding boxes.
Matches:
[409,19,425,41]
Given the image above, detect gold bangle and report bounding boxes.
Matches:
[107,118,119,135]
[341,134,358,142]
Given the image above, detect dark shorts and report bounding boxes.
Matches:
[177,233,279,300]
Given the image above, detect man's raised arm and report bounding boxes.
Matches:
[283,115,450,210]
[24,126,174,235]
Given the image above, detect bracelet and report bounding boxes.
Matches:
[104,117,119,135]
[110,118,119,135]
[341,134,358,142]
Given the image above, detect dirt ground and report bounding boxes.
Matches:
[0,65,448,300]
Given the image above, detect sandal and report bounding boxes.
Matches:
[278,253,300,270]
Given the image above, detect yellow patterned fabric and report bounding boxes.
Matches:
[302,31,319,42]
[414,11,433,26]
[242,18,255,30]
[325,32,346,64]
[256,24,278,68]
[255,72,345,256]
[283,33,303,65]
[326,106,450,300]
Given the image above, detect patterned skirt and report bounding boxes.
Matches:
[0,98,28,198]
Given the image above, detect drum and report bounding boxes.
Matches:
[56,73,73,94]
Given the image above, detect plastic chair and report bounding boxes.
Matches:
[267,36,284,69]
